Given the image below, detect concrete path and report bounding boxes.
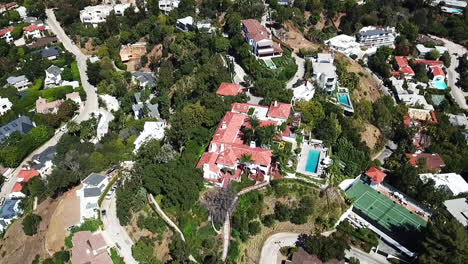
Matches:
[287,53,305,89]
[102,192,138,264]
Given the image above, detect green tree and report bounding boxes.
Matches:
[132,237,159,264]
[22,214,42,236]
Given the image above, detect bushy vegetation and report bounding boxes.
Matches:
[22,214,42,236]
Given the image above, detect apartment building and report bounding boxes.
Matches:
[356,26,396,48]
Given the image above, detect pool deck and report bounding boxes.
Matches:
[296,142,327,177]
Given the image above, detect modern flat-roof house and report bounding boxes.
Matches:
[197,101,291,187]
[31,146,56,177]
[99,94,120,112]
[23,24,47,39]
[79,5,113,27]
[76,173,109,221]
[324,34,361,56]
[0,97,12,116]
[133,121,166,153]
[10,169,40,198]
[444,198,468,227]
[0,116,35,143]
[398,94,434,111]
[216,82,242,96]
[241,19,282,59]
[311,53,337,93]
[431,0,467,14]
[356,26,396,48]
[406,153,445,172]
[158,0,180,14]
[90,109,115,144]
[420,173,468,196]
[6,75,31,91]
[0,26,14,43]
[176,16,194,32]
[132,72,156,89]
[415,44,448,58]
[44,65,63,88]
[71,231,112,264]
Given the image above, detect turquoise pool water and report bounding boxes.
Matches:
[338,93,351,106]
[305,150,321,173]
[433,80,447,90]
[451,8,463,13]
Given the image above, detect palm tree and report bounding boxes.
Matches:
[240,153,253,165]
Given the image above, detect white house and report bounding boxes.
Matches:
[23,24,47,39]
[447,113,468,129]
[31,146,56,177]
[44,65,63,88]
[79,5,113,26]
[0,97,12,116]
[176,16,194,32]
[158,0,180,14]
[6,75,31,91]
[293,81,315,103]
[133,121,167,153]
[444,198,468,227]
[0,26,14,43]
[324,34,361,56]
[76,173,109,221]
[90,109,115,144]
[311,53,337,93]
[113,3,131,16]
[420,173,468,196]
[242,19,283,59]
[356,26,396,48]
[415,44,448,58]
[398,94,434,111]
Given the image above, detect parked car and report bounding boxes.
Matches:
[0,197,5,206]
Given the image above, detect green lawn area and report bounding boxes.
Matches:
[71,61,81,82]
[110,248,125,264]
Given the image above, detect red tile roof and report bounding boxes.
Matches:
[212,112,246,145]
[17,169,39,181]
[219,144,272,166]
[394,56,415,76]
[196,152,220,174]
[267,101,292,119]
[216,82,242,96]
[11,182,23,192]
[71,231,112,264]
[0,26,14,36]
[403,114,411,126]
[431,66,445,76]
[413,59,444,66]
[406,153,445,172]
[365,167,387,184]
[242,19,270,42]
[23,24,46,32]
[231,102,268,113]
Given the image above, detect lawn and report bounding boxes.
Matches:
[71,61,81,82]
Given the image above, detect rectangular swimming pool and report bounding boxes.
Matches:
[433,80,447,90]
[338,93,351,106]
[305,150,321,173]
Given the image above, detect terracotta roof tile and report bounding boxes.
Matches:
[365,167,387,184]
[406,153,445,171]
[216,83,242,96]
[0,26,14,36]
[267,101,291,119]
[23,25,46,32]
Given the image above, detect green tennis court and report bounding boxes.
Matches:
[346,181,427,233]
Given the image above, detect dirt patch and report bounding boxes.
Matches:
[0,198,59,264]
[335,54,382,103]
[360,123,382,151]
[45,186,81,253]
[153,231,172,262]
[282,21,320,52]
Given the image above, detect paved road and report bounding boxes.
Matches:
[1,10,99,200]
[430,35,468,110]
[102,192,138,264]
[46,9,99,122]
[287,53,305,89]
[259,232,390,264]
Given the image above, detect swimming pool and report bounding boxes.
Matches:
[305,150,321,173]
[433,80,447,90]
[451,8,463,13]
[338,93,351,106]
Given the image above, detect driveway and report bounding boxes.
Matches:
[287,53,305,89]
[101,192,138,264]
[231,57,263,104]
[430,35,468,110]
[259,232,390,264]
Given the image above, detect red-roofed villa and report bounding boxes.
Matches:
[365,167,387,187]
[10,169,40,198]
[216,82,242,96]
[23,24,47,39]
[392,56,414,78]
[0,26,14,43]
[406,153,445,172]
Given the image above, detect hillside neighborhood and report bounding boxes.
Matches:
[0,1,467,264]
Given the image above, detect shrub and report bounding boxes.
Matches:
[22,214,42,236]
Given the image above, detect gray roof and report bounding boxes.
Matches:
[0,200,21,220]
[36,46,60,58]
[0,116,34,143]
[46,65,63,76]
[31,146,56,169]
[147,103,159,118]
[132,72,156,88]
[134,92,142,103]
[444,198,468,227]
[358,28,392,37]
[83,187,102,198]
[6,75,28,85]
[82,173,106,187]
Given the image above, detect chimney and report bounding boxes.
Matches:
[221,121,227,129]
[220,144,225,152]
[250,141,256,148]
[274,101,278,107]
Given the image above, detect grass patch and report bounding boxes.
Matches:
[64,218,104,248]
[71,61,81,82]
[110,248,125,264]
